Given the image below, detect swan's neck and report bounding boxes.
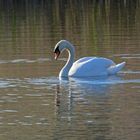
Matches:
[59,45,75,77]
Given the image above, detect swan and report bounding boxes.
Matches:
[53,40,126,78]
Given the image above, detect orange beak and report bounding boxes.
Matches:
[54,51,60,60]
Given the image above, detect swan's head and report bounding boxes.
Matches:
[53,40,74,60]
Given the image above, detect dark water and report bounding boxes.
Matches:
[0,1,140,140]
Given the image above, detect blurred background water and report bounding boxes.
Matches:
[0,0,140,140]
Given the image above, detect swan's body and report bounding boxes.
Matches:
[54,40,126,78]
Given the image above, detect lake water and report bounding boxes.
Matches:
[0,1,140,140]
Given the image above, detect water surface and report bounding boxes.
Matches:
[0,1,140,140]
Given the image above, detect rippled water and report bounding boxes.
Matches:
[0,1,140,140]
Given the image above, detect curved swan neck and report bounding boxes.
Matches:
[59,43,75,77]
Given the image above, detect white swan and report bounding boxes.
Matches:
[53,40,126,78]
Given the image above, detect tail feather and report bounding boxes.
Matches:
[107,62,126,75]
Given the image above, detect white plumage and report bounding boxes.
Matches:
[54,40,126,78]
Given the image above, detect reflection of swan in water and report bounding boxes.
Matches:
[53,73,140,126]
[59,75,123,94]
[55,83,73,122]
[54,75,123,122]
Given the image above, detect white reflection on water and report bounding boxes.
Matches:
[68,75,140,85]
[0,58,52,64]
[0,72,139,89]
[60,71,140,87]
[27,77,59,86]
[0,81,10,88]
